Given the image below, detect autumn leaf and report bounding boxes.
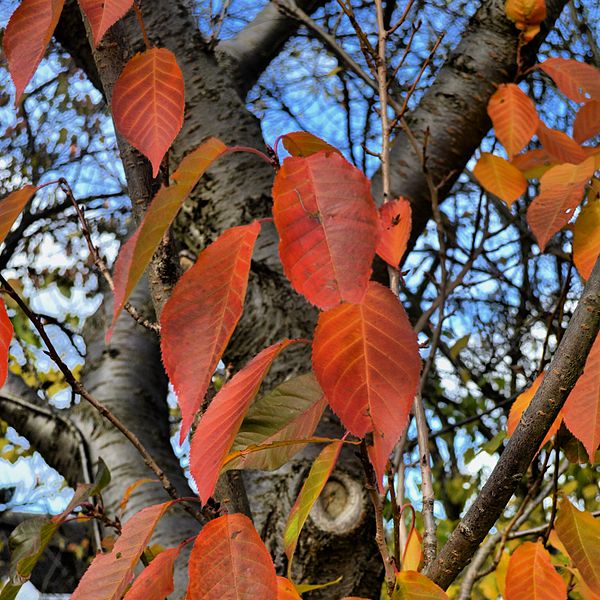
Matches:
[0,186,38,245]
[504,541,567,599]
[283,441,343,571]
[272,151,380,309]
[473,153,527,207]
[124,545,181,600]
[186,514,277,600]
[71,502,173,600]
[223,373,327,471]
[0,301,14,388]
[312,282,421,482]
[280,131,341,157]
[277,577,302,600]
[189,340,297,504]
[573,101,600,144]
[402,527,423,572]
[539,58,600,103]
[511,149,553,179]
[562,335,600,460]
[537,121,587,164]
[526,156,596,250]
[573,188,600,280]
[505,0,546,42]
[160,222,260,442]
[4,0,64,103]
[112,48,185,176]
[507,373,561,447]
[555,497,600,595]
[109,137,227,337]
[78,0,134,46]
[487,84,539,156]
[392,571,449,599]
[376,198,412,267]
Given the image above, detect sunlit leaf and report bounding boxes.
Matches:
[190,340,297,504]
[573,101,600,144]
[161,223,260,442]
[276,577,302,600]
[539,58,600,103]
[562,335,600,460]
[312,282,420,481]
[4,0,64,102]
[526,156,596,250]
[402,527,423,572]
[224,373,327,471]
[537,122,587,164]
[392,571,449,599]
[186,514,277,599]
[124,545,181,600]
[505,541,566,599]
[283,441,343,571]
[0,186,38,244]
[487,84,538,156]
[280,132,341,157]
[555,498,600,595]
[71,502,173,599]
[505,0,546,42]
[511,149,553,179]
[473,153,527,207]
[78,0,134,46]
[109,137,227,337]
[112,48,185,176]
[0,300,14,388]
[272,151,379,309]
[376,198,412,267]
[573,189,600,281]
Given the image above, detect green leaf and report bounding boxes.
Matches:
[90,457,111,496]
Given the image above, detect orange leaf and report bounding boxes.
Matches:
[487,84,539,157]
[71,501,173,600]
[507,373,561,447]
[555,497,600,595]
[109,137,227,337]
[376,198,412,267]
[280,131,341,157]
[473,153,527,207]
[186,514,277,600]
[511,149,554,179]
[573,190,600,281]
[505,0,546,42]
[123,545,181,600]
[312,282,421,481]
[539,58,600,103]
[392,571,449,599]
[562,335,600,459]
[272,152,379,309]
[112,48,185,176]
[537,122,587,164]
[504,541,567,600]
[0,300,14,388]
[402,527,423,572]
[283,441,343,567]
[0,186,38,244]
[526,157,596,251]
[4,0,64,102]
[574,101,600,144]
[78,0,134,46]
[277,577,302,600]
[161,223,260,442]
[189,340,296,504]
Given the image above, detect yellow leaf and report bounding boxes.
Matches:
[505,0,546,43]
[573,186,600,281]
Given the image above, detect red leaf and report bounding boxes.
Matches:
[312,282,421,478]
[573,101,600,144]
[0,300,14,387]
[277,577,302,600]
[112,48,185,176]
[186,514,277,600]
[505,541,567,600]
[78,0,133,46]
[161,223,260,442]
[562,335,600,459]
[283,441,343,566]
[537,122,587,164]
[376,198,412,267]
[473,153,527,207]
[0,187,38,246]
[573,188,600,281]
[272,152,379,309]
[511,149,554,180]
[190,340,296,504]
[109,137,227,337]
[539,58,600,103]
[72,502,173,600]
[280,132,341,157]
[487,84,538,157]
[4,0,64,102]
[124,545,181,600]
[526,157,596,251]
